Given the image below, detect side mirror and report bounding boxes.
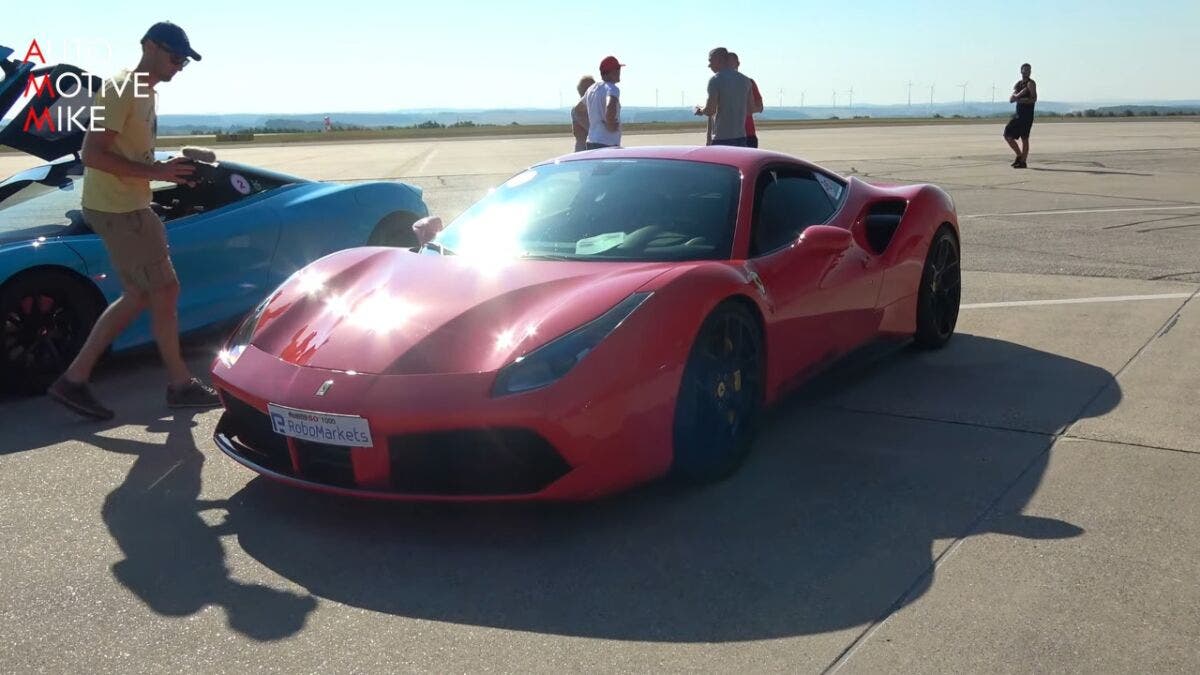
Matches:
[412,216,444,247]
[798,225,853,254]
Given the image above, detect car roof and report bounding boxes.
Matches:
[543,145,825,173]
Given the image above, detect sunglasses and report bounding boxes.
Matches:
[154,42,190,67]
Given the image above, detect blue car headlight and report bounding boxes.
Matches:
[492,292,652,396]
[217,294,273,368]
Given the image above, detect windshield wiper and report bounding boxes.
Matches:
[519,252,579,261]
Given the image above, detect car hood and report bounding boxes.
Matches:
[1,46,101,161]
[250,248,673,375]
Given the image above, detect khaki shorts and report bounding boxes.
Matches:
[83,207,178,292]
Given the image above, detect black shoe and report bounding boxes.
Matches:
[1013,159,1027,169]
[166,378,221,408]
[1011,158,1021,167]
[48,376,115,421]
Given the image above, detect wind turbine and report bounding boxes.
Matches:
[832,89,837,108]
[929,84,935,111]
[844,86,854,110]
[958,82,968,108]
[907,80,914,107]
[800,90,805,107]
[990,82,997,104]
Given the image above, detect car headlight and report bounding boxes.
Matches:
[217,294,273,368]
[492,292,652,396]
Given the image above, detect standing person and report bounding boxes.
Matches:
[728,52,764,147]
[585,56,624,150]
[1003,62,1037,168]
[47,21,220,421]
[571,75,596,152]
[700,52,720,145]
[693,47,752,147]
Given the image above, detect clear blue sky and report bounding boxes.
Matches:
[6,0,1198,114]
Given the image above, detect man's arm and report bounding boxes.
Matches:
[604,94,620,132]
[750,80,764,114]
[1011,80,1037,103]
[695,76,719,117]
[81,130,195,183]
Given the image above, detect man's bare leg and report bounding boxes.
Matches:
[1005,137,1022,160]
[145,280,192,387]
[62,289,148,384]
[1019,137,1030,163]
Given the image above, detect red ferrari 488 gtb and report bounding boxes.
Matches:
[211,146,961,501]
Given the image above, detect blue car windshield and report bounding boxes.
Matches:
[435,158,741,262]
[0,174,82,244]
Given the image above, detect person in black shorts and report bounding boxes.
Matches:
[1003,63,1037,168]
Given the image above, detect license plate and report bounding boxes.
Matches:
[267,403,373,448]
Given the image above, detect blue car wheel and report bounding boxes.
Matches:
[0,269,103,394]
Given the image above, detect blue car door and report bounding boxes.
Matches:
[165,195,282,333]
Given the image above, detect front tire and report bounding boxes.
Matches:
[914,226,961,349]
[0,270,104,394]
[671,301,764,483]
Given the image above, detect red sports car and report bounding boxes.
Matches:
[211,146,961,501]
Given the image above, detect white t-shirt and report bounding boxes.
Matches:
[585,81,621,146]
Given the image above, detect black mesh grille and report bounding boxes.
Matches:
[388,429,570,495]
[294,440,356,488]
[217,395,293,474]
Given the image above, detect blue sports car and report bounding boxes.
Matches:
[0,47,428,392]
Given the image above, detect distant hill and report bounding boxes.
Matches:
[1086,104,1200,116]
[6,99,1180,135]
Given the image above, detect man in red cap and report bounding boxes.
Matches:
[584,55,624,149]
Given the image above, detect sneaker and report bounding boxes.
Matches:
[1013,159,1027,169]
[48,376,115,421]
[166,378,221,408]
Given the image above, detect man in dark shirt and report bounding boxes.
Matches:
[1003,63,1037,168]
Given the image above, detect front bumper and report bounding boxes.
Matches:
[210,344,681,501]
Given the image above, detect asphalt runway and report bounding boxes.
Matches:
[1,120,1198,672]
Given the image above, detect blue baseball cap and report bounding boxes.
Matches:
[143,21,201,61]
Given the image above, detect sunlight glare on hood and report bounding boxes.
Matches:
[494,323,539,351]
[349,293,418,334]
[295,269,326,296]
[325,294,352,318]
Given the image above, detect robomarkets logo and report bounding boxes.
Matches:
[16,39,150,134]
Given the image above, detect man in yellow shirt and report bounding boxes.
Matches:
[48,21,219,420]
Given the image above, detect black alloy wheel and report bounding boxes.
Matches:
[914,226,961,349]
[671,301,764,483]
[0,271,103,394]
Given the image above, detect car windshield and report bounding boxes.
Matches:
[435,158,741,262]
[0,169,82,244]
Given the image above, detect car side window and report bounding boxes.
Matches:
[751,169,837,256]
[0,177,82,241]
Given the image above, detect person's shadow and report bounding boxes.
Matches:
[95,411,317,641]
[190,333,1114,642]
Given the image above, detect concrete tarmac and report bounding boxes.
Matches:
[1,119,1198,672]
